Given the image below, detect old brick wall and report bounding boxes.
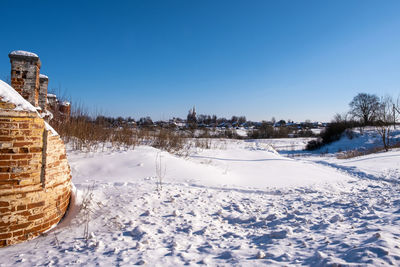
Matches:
[38,75,48,111]
[9,55,41,108]
[0,99,71,247]
[59,103,71,121]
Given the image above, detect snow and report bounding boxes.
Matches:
[39,74,49,79]
[40,109,54,120]
[61,101,70,106]
[9,50,39,58]
[1,138,399,266]
[44,121,59,136]
[309,148,400,184]
[68,141,351,190]
[0,80,37,112]
[235,128,248,137]
[311,128,323,135]
[47,93,57,98]
[253,137,314,152]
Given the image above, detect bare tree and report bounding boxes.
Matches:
[393,95,400,129]
[375,96,395,151]
[333,112,350,123]
[349,93,380,125]
[238,116,246,125]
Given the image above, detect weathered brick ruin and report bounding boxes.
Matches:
[0,51,72,247]
[38,74,48,111]
[9,51,71,120]
[9,51,41,108]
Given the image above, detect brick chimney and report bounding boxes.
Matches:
[39,74,49,111]
[8,50,41,108]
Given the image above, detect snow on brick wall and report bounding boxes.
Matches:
[0,97,71,247]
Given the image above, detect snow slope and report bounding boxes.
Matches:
[0,139,399,266]
[311,148,400,184]
[316,128,400,154]
[69,140,351,190]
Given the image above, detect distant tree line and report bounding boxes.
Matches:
[307,93,400,151]
[58,104,325,143]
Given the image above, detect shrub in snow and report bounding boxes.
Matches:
[306,121,356,151]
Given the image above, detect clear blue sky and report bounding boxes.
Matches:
[1,0,400,122]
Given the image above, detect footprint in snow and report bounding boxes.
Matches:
[129,226,146,241]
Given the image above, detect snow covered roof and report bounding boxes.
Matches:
[47,93,57,98]
[9,50,39,58]
[0,80,37,112]
[39,74,49,79]
[61,101,70,106]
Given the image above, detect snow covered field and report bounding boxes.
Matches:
[1,137,400,266]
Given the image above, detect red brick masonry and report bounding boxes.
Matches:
[0,99,72,247]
